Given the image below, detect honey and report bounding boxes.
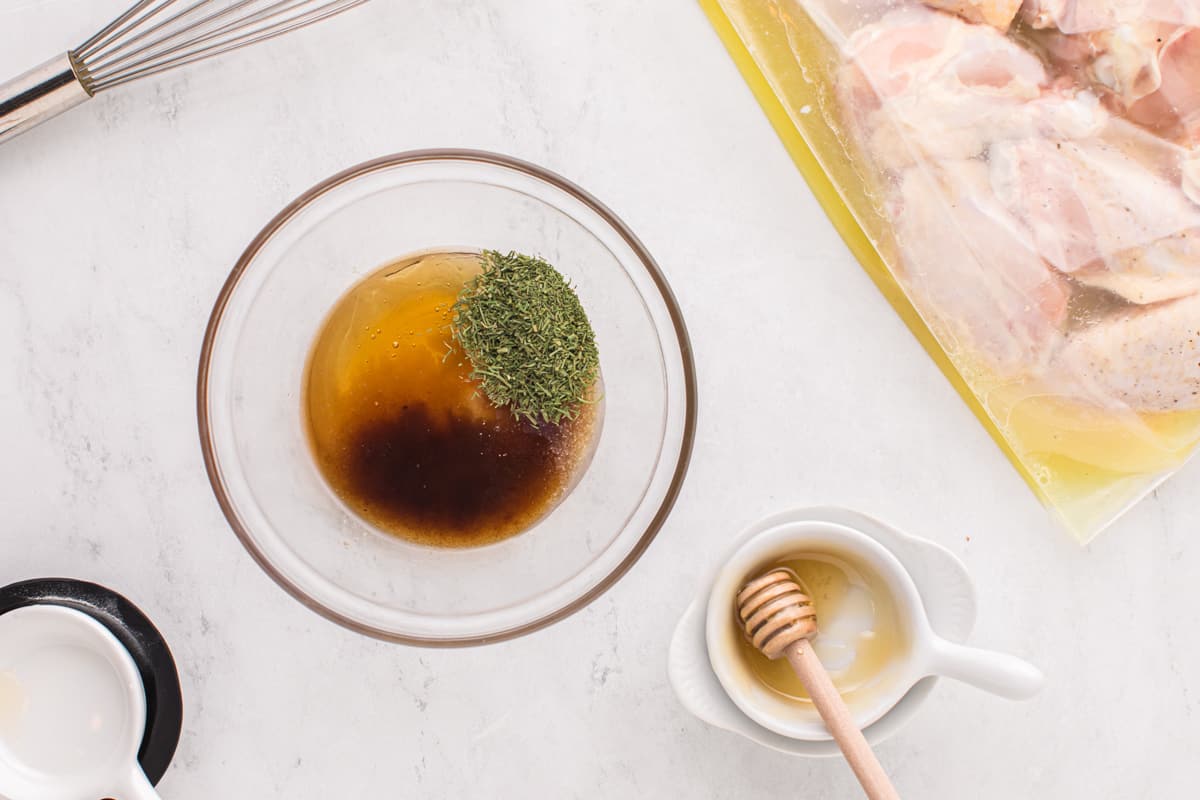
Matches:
[736,553,909,706]
[303,250,601,547]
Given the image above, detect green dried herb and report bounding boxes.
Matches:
[451,250,599,425]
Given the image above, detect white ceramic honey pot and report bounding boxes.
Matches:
[670,507,1043,753]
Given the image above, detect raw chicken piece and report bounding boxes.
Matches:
[840,6,1200,409]
[989,127,1200,302]
[891,164,1070,374]
[841,8,1103,167]
[844,9,1200,305]
[839,7,1060,360]
[1037,22,1200,144]
[1124,26,1200,143]
[1092,23,1180,105]
[843,8,1045,114]
[1051,293,1200,411]
[1034,19,1200,246]
[922,0,1023,29]
[1021,0,1200,33]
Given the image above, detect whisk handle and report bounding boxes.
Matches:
[0,54,91,146]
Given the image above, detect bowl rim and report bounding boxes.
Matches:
[196,148,698,647]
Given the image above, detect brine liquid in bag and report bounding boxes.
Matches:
[703,0,1200,538]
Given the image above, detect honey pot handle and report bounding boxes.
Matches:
[927,636,1045,700]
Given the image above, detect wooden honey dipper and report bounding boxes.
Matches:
[737,569,900,800]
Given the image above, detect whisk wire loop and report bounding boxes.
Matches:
[75,0,165,60]
[78,0,230,67]
[73,0,368,92]
[0,0,368,145]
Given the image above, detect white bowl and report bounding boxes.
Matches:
[706,509,1042,741]
[669,507,1019,755]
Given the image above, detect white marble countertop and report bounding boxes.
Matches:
[2,1,1197,797]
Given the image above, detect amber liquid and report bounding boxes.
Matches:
[737,553,909,706]
[304,251,601,547]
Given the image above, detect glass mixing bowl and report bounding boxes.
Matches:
[198,150,696,645]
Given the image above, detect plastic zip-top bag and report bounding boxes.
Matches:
[702,0,1200,540]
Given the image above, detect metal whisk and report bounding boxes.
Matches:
[0,0,369,146]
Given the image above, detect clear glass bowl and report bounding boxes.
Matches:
[198,150,697,645]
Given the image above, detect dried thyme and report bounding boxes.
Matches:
[451,250,599,425]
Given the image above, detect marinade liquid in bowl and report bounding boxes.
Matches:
[304,250,602,548]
